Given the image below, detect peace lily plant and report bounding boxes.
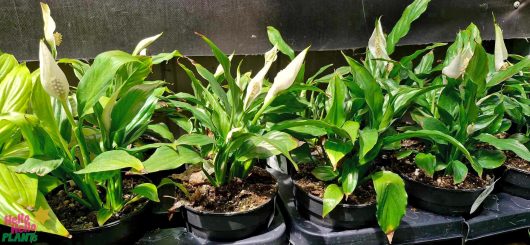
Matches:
[395,23,530,186]
[1,3,183,232]
[157,30,308,189]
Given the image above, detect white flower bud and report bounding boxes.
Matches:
[494,23,508,71]
[133,33,163,56]
[39,40,69,100]
[243,47,278,109]
[442,45,473,79]
[214,54,234,78]
[264,47,308,105]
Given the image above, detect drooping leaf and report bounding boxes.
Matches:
[15,158,63,176]
[311,165,339,181]
[359,129,379,163]
[75,150,143,174]
[372,171,407,243]
[143,146,202,173]
[475,134,530,161]
[132,183,160,202]
[414,153,436,177]
[322,184,343,218]
[341,159,359,196]
[451,160,468,184]
[324,139,353,170]
[476,149,506,169]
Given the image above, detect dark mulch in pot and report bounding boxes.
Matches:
[292,164,376,205]
[47,176,147,230]
[171,166,277,213]
[505,151,530,172]
[388,139,492,190]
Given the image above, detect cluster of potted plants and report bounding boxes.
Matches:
[0,0,529,244]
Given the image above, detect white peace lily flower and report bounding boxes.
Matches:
[40,3,56,51]
[39,40,69,100]
[133,33,163,56]
[243,47,278,109]
[264,47,309,105]
[494,23,508,71]
[442,45,473,79]
[214,54,234,77]
[368,19,390,61]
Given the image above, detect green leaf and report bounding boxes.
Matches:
[421,117,449,135]
[110,82,161,134]
[272,119,351,139]
[415,153,436,177]
[143,146,202,173]
[77,51,147,116]
[75,150,143,174]
[267,26,295,59]
[324,139,353,170]
[395,150,413,160]
[311,165,339,181]
[0,64,32,113]
[341,159,359,196]
[38,175,62,195]
[466,43,488,94]
[147,123,174,142]
[132,183,160,202]
[476,149,506,169]
[372,171,407,241]
[342,121,360,144]
[0,163,37,209]
[359,129,379,163]
[476,134,530,161]
[487,58,530,87]
[324,74,347,126]
[96,208,113,227]
[384,130,480,175]
[451,160,468,184]
[343,55,384,127]
[175,134,215,146]
[151,50,182,64]
[386,0,431,55]
[322,184,343,217]
[0,53,18,82]
[15,158,63,176]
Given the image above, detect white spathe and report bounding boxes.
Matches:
[243,47,278,109]
[264,47,309,105]
[39,41,69,100]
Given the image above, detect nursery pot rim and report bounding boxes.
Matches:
[399,172,489,193]
[293,180,376,208]
[56,173,152,234]
[68,200,150,233]
[182,182,278,216]
[506,165,530,175]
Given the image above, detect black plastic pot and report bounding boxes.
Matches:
[501,167,530,199]
[181,193,277,241]
[37,201,152,245]
[293,182,377,229]
[402,174,485,216]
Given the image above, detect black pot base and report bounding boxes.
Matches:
[137,203,287,245]
[501,168,530,199]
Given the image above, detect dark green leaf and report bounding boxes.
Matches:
[452,160,468,184]
[415,153,436,177]
[476,149,506,169]
[267,26,295,59]
[372,171,407,240]
[311,165,339,181]
[476,134,530,161]
[386,0,431,55]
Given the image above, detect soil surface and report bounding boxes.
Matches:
[505,151,530,172]
[293,164,376,205]
[171,167,277,213]
[48,176,147,230]
[389,139,491,190]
